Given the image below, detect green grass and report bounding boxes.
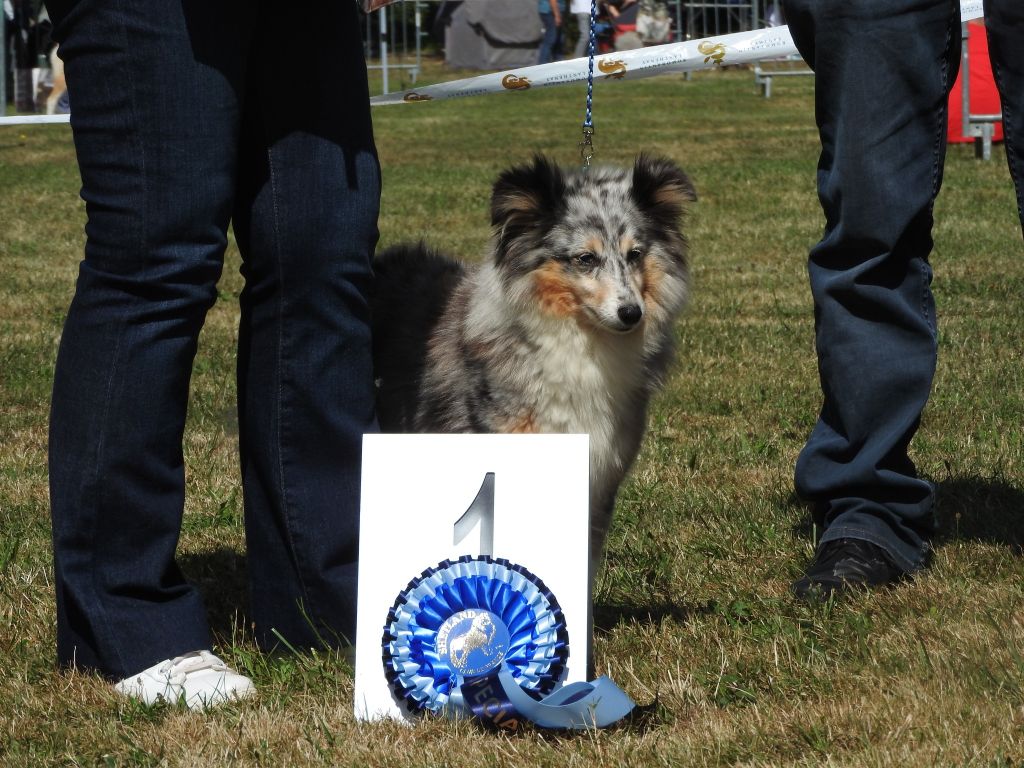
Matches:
[2,61,1023,766]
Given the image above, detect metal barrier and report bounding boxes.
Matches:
[750,2,813,97]
[960,21,1002,161]
[753,55,812,98]
[683,0,761,39]
[1,14,6,117]
[0,1,426,117]
[364,0,425,95]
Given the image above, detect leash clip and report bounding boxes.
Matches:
[580,125,595,170]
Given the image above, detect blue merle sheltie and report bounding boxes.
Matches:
[371,154,696,571]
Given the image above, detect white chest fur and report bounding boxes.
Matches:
[508,307,647,482]
[465,265,651,481]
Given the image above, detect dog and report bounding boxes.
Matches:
[448,613,498,670]
[371,154,696,572]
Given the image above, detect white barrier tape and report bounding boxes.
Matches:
[0,114,71,125]
[0,0,986,126]
[372,27,792,105]
[371,0,984,106]
[961,0,984,21]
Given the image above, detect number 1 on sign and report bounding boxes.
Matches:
[453,472,495,556]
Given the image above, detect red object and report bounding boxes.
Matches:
[948,21,1004,144]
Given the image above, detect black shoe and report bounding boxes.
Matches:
[792,538,906,600]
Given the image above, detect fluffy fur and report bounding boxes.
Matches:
[372,154,696,568]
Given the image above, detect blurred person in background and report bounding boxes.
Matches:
[572,0,592,58]
[538,0,567,63]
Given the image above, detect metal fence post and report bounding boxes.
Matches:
[1,14,7,115]
[379,4,389,94]
[961,22,970,144]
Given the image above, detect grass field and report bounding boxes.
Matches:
[2,60,1023,766]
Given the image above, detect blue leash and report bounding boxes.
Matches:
[580,0,597,169]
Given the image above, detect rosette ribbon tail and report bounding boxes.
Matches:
[463,669,635,730]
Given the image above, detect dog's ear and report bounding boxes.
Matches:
[630,154,697,229]
[491,155,566,262]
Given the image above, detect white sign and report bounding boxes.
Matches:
[354,433,591,722]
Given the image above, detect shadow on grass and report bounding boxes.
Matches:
[185,547,719,638]
[180,473,1022,643]
[933,476,1024,550]
[179,547,251,641]
[593,601,715,633]
[788,476,1024,551]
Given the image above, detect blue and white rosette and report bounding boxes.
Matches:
[382,555,635,730]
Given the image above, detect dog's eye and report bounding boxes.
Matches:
[573,251,599,268]
[627,247,644,263]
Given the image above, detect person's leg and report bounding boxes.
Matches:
[575,12,590,58]
[553,17,564,61]
[783,0,961,575]
[47,0,252,679]
[538,12,557,64]
[985,0,1024,232]
[232,0,380,651]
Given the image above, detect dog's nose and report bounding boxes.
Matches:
[618,304,643,326]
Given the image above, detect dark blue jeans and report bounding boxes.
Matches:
[784,0,1023,571]
[538,12,563,64]
[47,0,380,679]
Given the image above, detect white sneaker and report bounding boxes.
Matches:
[114,650,256,710]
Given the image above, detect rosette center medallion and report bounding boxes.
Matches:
[437,609,510,677]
